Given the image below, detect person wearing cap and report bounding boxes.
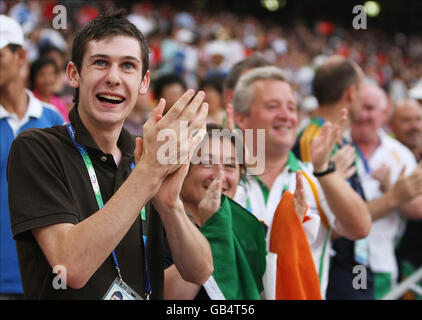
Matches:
[204,40,231,79]
[0,14,64,299]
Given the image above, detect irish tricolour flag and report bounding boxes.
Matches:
[264,191,322,300]
[200,196,267,299]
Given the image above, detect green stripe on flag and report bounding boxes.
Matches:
[200,195,267,299]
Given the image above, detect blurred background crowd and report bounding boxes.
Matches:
[1,0,422,130]
[1,0,422,301]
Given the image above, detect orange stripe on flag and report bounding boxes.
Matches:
[269,191,322,300]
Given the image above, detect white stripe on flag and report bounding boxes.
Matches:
[203,275,226,300]
[262,252,277,300]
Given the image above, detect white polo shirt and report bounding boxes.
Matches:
[0,89,60,137]
[234,152,337,299]
[353,129,418,283]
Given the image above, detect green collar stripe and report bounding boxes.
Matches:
[254,151,301,204]
[310,117,325,127]
[255,176,270,205]
[287,151,301,172]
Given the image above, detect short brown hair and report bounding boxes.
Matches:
[224,55,271,91]
[70,9,149,103]
[313,58,360,106]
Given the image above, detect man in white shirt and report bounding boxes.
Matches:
[390,99,422,162]
[390,98,422,299]
[350,82,422,299]
[232,66,371,299]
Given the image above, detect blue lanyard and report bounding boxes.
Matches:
[353,143,371,174]
[66,123,151,297]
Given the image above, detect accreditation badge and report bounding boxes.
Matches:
[354,238,369,266]
[103,277,144,300]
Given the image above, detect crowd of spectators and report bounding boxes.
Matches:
[1,0,422,301]
[2,0,422,122]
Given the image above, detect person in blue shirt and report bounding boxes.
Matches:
[0,14,64,299]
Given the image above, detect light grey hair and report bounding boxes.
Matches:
[233,65,288,115]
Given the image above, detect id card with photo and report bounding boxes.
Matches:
[103,277,144,300]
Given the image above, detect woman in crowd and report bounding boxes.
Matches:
[163,124,307,299]
[29,57,69,121]
[198,77,226,126]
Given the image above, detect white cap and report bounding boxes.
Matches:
[176,28,195,44]
[205,40,229,58]
[40,29,68,52]
[0,15,24,50]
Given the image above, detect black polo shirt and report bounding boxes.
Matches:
[7,106,164,299]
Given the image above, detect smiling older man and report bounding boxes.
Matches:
[389,98,422,299]
[350,82,422,299]
[390,99,422,162]
[232,66,370,299]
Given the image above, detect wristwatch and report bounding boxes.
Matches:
[313,160,336,177]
